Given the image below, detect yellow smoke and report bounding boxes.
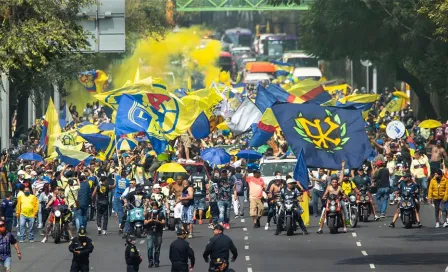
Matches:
[113,26,222,89]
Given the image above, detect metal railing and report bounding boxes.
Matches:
[176,0,314,11]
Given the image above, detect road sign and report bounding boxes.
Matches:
[360,59,372,67]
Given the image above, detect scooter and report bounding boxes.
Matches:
[325,194,344,234]
[52,205,72,244]
[347,193,358,228]
[128,203,145,237]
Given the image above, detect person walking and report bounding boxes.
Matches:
[144,202,165,268]
[77,174,91,230]
[246,169,265,228]
[69,227,94,272]
[0,192,14,232]
[16,187,38,242]
[0,220,22,272]
[427,169,448,227]
[180,179,194,238]
[169,229,195,272]
[96,175,115,235]
[373,161,390,218]
[231,167,246,218]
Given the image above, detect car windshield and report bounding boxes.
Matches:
[260,162,297,177]
[288,58,319,68]
[266,40,284,57]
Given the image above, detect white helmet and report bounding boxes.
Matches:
[286,178,296,184]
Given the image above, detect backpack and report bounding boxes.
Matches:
[233,175,244,195]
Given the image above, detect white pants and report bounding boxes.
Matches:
[174,202,182,219]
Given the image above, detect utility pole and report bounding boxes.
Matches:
[0,73,10,150]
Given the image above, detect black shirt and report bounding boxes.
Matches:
[145,212,165,235]
[169,238,195,267]
[69,237,94,262]
[96,183,110,205]
[125,244,141,266]
[203,234,238,261]
[126,192,146,208]
[374,167,390,188]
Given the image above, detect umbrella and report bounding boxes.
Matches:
[257,145,269,154]
[116,138,138,151]
[157,163,187,173]
[419,119,442,129]
[200,148,231,166]
[18,152,43,162]
[236,149,262,160]
[98,123,115,131]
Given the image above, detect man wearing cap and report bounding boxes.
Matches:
[125,234,142,272]
[203,224,238,271]
[373,160,390,218]
[69,227,94,272]
[0,219,21,272]
[96,175,115,235]
[169,229,195,272]
[246,169,265,228]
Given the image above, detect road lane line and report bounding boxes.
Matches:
[245,256,250,261]
[362,251,368,256]
[444,266,448,272]
[140,240,144,244]
[245,245,249,249]
[370,264,375,269]
[352,233,357,237]
[243,227,247,231]
[356,242,362,247]
[244,236,248,240]
[241,219,245,223]
[247,268,253,272]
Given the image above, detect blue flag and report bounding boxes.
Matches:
[293,149,310,189]
[191,112,210,139]
[78,132,111,151]
[272,103,373,169]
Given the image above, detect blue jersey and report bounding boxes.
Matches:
[115,175,130,197]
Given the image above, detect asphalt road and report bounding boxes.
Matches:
[8,201,448,272]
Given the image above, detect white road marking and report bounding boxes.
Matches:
[245,245,249,249]
[352,233,357,237]
[432,203,435,208]
[245,256,250,261]
[370,264,375,269]
[243,227,247,231]
[241,219,245,223]
[362,251,368,256]
[244,236,248,240]
[140,240,144,244]
[356,242,362,247]
[247,268,253,272]
[444,266,448,272]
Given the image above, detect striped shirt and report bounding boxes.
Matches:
[32,179,47,195]
[0,233,17,260]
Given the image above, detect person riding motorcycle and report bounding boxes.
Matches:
[340,171,361,226]
[42,186,73,243]
[275,178,309,235]
[318,176,347,234]
[203,224,238,272]
[354,167,380,221]
[265,175,283,230]
[389,172,422,228]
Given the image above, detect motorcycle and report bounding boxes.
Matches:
[347,193,359,228]
[282,199,297,236]
[400,191,417,229]
[128,203,145,237]
[167,194,177,231]
[52,205,72,244]
[358,187,371,222]
[325,194,344,234]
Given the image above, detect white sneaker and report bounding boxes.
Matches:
[443,222,448,228]
[41,237,47,243]
[265,223,270,230]
[102,230,107,235]
[436,222,440,228]
[37,224,43,229]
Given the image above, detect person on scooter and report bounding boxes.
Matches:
[124,183,147,236]
[203,224,238,272]
[275,178,308,236]
[318,176,347,234]
[389,172,422,228]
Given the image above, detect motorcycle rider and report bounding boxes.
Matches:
[318,176,347,234]
[275,178,308,235]
[340,170,361,226]
[388,172,422,228]
[42,187,73,243]
[353,167,380,221]
[203,224,238,272]
[123,183,147,236]
[265,175,283,231]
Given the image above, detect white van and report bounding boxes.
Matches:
[282,52,319,68]
[243,72,273,84]
[259,158,297,187]
[292,67,323,81]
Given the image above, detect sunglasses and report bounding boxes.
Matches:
[130,183,136,185]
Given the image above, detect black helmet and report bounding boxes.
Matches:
[78,227,86,237]
[213,224,224,232]
[176,229,187,236]
[126,234,136,244]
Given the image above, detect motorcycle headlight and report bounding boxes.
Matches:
[406,201,412,207]
[349,195,356,202]
[54,210,61,217]
[360,196,365,201]
[365,196,369,201]
[401,202,407,208]
[330,206,336,212]
[330,200,336,205]
[285,204,293,209]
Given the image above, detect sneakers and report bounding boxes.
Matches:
[389,222,395,228]
[29,240,34,243]
[274,230,280,235]
[256,218,261,228]
[417,222,422,228]
[235,215,240,219]
[187,234,193,239]
[443,222,448,228]
[19,240,24,243]
[37,224,43,229]
[265,223,270,230]
[389,201,395,205]
[155,264,160,268]
[253,223,259,228]
[41,237,47,243]
[303,230,309,235]
[224,223,230,230]
[380,214,386,218]
[208,224,214,229]
[317,229,323,234]
[374,216,380,221]
[198,219,203,225]
[102,230,107,235]
[436,222,440,228]
[98,227,102,235]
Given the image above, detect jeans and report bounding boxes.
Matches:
[233,195,244,216]
[376,187,390,215]
[433,199,447,223]
[37,202,42,226]
[267,203,275,224]
[4,216,13,233]
[97,203,109,230]
[218,200,231,223]
[114,196,124,226]
[416,177,428,200]
[311,189,324,216]
[19,215,35,241]
[78,207,89,229]
[340,200,348,220]
[71,208,81,230]
[108,189,115,216]
[147,234,162,265]
[389,175,397,201]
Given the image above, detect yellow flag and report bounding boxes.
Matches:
[43,98,61,156]
[379,98,404,117]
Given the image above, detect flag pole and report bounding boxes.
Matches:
[113,129,122,167]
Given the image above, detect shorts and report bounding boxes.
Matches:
[249,198,264,217]
[194,197,206,210]
[182,205,194,224]
[181,134,192,148]
[0,257,11,270]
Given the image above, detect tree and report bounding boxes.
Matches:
[283,0,448,118]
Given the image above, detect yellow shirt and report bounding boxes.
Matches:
[341,181,357,195]
[16,195,38,218]
[65,185,80,208]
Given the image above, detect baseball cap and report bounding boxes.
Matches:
[78,227,86,236]
[153,184,161,189]
[274,175,282,180]
[176,229,187,236]
[213,224,224,231]
[286,178,295,184]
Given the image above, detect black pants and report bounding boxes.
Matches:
[97,203,109,230]
[210,202,219,225]
[127,264,139,272]
[70,261,89,272]
[171,262,189,272]
[277,210,307,232]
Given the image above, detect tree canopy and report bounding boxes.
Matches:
[291,0,448,118]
